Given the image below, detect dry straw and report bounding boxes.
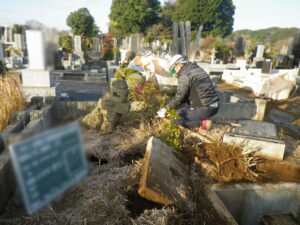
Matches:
[0,74,27,131]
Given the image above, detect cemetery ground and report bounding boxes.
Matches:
[0,78,300,224]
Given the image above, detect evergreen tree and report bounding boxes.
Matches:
[173,0,235,39]
[67,8,99,38]
[109,0,161,38]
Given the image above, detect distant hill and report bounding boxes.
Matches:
[226,27,300,48]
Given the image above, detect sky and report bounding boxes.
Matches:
[0,0,299,33]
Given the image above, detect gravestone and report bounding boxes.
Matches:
[262,59,272,74]
[22,30,60,100]
[189,26,203,62]
[9,25,14,42]
[244,40,251,60]
[234,37,244,57]
[256,45,265,58]
[185,21,191,56]
[93,37,100,52]
[172,22,179,55]
[129,34,138,52]
[14,34,25,51]
[4,26,9,42]
[211,47,216,64]
[9,122,88,214]
[74,35,82,53]
[179,22,187,56]
[26,30,46,70]
[0,41,4,63]
[291,32,300,65]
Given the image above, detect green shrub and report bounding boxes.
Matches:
[158,109,182,151]
[114,68,141,80]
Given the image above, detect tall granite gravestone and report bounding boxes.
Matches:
[256,45,265,58]
[172,22,179,55]
[179,22,187,56]
[74,35,82,53]
[93,37,100,52]
[185,21,191,56]
[234,37,244,58]
[14,34,25,51]
[21,30,60,101]
[9,25,14,42]
[291,32,300,65]
[4,27,9,43]
[254,44,265,67]
[244,40,251,61]
[0,41,4,63]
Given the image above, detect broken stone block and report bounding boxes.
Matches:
[111,78,128,89]
[101,98,130,114]
[234,120,277,138]
[139,137,194,211]
[110,87,129,103]
[223,133,285,160]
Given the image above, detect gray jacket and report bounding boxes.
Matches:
[166,62,219,109]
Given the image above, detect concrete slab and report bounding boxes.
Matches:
[234,120,277,138]
[223,133,285,160]
[211,99,267,121]
[138,137,194,211]
[208,183,300,225]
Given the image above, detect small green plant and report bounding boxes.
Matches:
[158,109,182,151]
[114,68,140,80]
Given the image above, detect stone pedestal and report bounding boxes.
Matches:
[22,70,60,101]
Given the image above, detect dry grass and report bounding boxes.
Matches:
[0,74,27,131]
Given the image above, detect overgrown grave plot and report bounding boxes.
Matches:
[1,76,300,224]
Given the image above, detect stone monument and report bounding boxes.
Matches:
[21,30,60,101]
[82,79,130,130]
[254,44,265,67]
[211,47,216,64]
[14,34,25,51]
[0,41,4,63]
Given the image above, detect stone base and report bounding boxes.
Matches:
[223,133,285,160]
[22,83,61,101]
[22,69,54,87]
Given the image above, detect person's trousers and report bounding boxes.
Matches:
[174,105,219,128]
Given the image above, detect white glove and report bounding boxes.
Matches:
[157,108,167,118]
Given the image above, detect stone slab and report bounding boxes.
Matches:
[223,133,285,160]
[211,99,267,121]
[234,120,277,138]
[138,137,194,210]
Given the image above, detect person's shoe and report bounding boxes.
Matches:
[199,119,212,131]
